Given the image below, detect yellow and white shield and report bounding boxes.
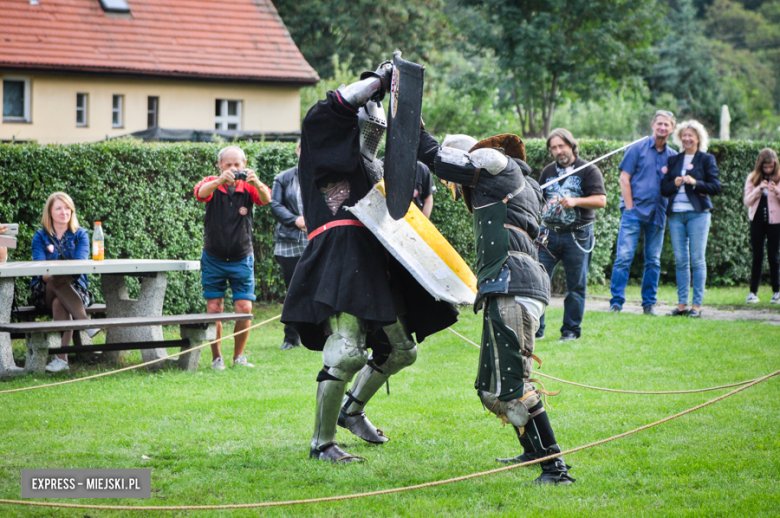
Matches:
[346,183,477,306]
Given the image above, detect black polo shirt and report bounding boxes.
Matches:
[194,177,267,261]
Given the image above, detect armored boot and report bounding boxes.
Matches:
[338,319,417,444]
[310,314,368,463]
[496,426,546,465]
[523,404,575,485]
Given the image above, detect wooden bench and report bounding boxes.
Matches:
[0,313,253,374]
[10,304,107,341]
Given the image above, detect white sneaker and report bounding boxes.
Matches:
[211,357,225,371]
[45,357,69,373]
[746,293,760,304]
[772,293,780,304]
[233,355,254,368]
[86,328,102,338]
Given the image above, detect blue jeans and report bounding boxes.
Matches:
[609,208,665,308]
[668,211,711,306]
[538,225,594,337]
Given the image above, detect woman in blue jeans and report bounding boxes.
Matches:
[660,120,721,317]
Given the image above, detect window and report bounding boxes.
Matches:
[112,94,123,128]
[98,0,130,12]
[3,76,31,123]
[215,99,241,130]
[147,96,158,128]
[76,93,88,127]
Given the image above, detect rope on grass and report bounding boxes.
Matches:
[0,315,281,395]
[1,367,777,511]
[447,327,761,394]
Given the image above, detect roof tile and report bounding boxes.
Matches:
[0,0,319,84]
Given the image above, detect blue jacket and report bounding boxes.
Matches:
[30,227,90,290]
[660,151,721,213]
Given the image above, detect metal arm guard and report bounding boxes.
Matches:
[337,61,392,109]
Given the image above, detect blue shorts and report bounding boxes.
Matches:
[201,250,257,301]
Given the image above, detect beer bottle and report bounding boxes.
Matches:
[92,222,105,261]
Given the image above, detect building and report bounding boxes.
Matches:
[0,0,318,144]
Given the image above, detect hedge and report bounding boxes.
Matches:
[0,138,777,313]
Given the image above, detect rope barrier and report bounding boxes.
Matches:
[1,367,776,511]
[447,327,759,394]
[0,315,281,395]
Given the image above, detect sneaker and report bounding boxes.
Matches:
[233,355,254,368]
[534,330,545,340]
[280,342,299,350]
[85,328,102,338]
[687,308,701,318]
[666,307,689,317]
[211,357,225,371]
[45,357,69,373]
[608,304,621,314]
[559,331,578,342]
[746,293,760,304]
[643,305,659,316]
[772,293,780,304]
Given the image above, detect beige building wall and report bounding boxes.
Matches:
[1,73,301,144]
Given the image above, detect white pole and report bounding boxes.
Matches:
[540,135,650,189]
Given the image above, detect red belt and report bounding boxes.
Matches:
[308,219,366,239]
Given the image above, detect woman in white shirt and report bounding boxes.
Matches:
[660,120,721,318]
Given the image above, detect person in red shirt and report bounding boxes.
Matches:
[194,146,271,370]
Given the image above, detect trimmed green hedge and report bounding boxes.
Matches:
[0,139,776,313]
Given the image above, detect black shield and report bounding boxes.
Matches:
[385,52,425,220]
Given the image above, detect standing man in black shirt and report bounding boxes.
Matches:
[537,129,606,342]
[194,146,271,369]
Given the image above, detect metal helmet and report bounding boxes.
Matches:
[358,100,387,162]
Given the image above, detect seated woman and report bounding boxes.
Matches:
[31,192,98,373]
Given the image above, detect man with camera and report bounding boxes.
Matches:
[194,145,271,370]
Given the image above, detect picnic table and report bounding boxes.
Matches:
[0,259,224,376]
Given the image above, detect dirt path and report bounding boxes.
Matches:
[549,296,780,325]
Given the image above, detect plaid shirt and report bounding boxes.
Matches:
[272,168,308,257]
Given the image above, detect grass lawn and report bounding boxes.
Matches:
[588,283,780,311]
[1,303,778,517]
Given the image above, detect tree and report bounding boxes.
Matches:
[459,0,660,137]
[273,0,450,79]
[646,0,724,127]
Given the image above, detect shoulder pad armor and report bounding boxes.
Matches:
[437,146,471,167]
[469,148,508,176]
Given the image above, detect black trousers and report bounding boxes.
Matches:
[749,217,780,293]
[275,254,302,345]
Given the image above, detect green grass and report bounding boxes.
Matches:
[1,302,779,517]
[588,283,780,311]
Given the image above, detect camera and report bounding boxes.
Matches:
[233,170,248,182]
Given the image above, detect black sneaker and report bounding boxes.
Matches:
[559,331,578,342]
[643,305,659,316]
[535,330,545,340]
[608,304,621,314]
[666,307,688,316]
[687,308,701,318]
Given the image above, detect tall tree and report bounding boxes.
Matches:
[273,0,450,78]
[460,0,659,137]
[646,0,723,127]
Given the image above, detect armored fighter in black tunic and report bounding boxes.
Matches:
[282,64,458,463]
[417,132,576,485]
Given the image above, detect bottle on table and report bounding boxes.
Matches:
[92,221,104,261]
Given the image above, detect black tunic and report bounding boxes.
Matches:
[282,92,458,352]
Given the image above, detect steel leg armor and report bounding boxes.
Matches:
[338,318,418,443]
[310,313,368,463]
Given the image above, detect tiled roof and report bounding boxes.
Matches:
[0,0,319,85]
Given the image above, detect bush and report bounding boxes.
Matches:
[1,138,776,312]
